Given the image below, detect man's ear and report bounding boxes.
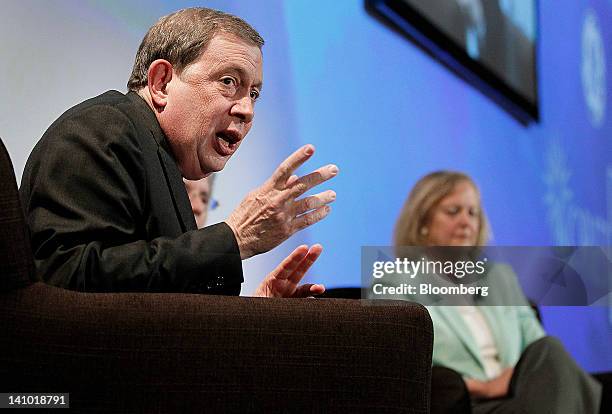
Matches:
[147,59,173,109]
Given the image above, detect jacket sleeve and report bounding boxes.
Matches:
[20,104,243,294]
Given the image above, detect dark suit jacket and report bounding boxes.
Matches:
[20,91,243,294]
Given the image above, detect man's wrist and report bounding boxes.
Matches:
[224,220,249,260]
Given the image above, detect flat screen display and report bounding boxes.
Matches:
[367,0,539,123]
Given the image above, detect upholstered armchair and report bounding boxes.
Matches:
[0,138,433,413]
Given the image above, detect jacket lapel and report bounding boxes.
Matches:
[480,306,512,366]
[437,307,487,374]
[127,91,197,232]
[156,147,197,232]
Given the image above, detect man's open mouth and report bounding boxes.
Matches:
[215,131,240,154]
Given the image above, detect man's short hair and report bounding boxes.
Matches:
[127,7,264,91]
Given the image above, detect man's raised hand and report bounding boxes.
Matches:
[254,244,325,298]
[226,144,337,259]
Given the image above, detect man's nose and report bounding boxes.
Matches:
[230,96,254,124]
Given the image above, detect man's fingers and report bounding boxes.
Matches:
[287,164,339,198]
[285,174,299,187]
[292,205,332,232]
[309,283,325,296]
[292,190,336,216]
[292,283,326,298]
[271,245,309,280]
[268,145,315,188]
[287,244,323,284]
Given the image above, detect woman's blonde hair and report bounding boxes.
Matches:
[394,171,490,250]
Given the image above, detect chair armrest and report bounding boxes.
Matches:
[1,283,433,413]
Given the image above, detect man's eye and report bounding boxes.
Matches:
[250,89,260,100]
[221,77,236,86]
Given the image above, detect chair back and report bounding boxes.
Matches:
[0,138,35,291]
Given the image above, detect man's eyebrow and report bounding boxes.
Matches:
[224,65,263,90]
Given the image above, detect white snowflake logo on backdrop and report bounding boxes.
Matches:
[543,140,573,244]
[581,8,607,128]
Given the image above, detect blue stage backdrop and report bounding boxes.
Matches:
[1,0,610,372]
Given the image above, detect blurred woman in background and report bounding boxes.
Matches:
[392,171,601,414]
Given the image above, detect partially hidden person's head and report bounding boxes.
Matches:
[184,174,216,229]
[128,8,264,180]
[394,171,490,248]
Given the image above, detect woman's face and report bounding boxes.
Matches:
[426,181,481,246]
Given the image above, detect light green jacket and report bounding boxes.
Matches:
[372,263,545,381]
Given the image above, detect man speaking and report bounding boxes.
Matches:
[20,8,337,297]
